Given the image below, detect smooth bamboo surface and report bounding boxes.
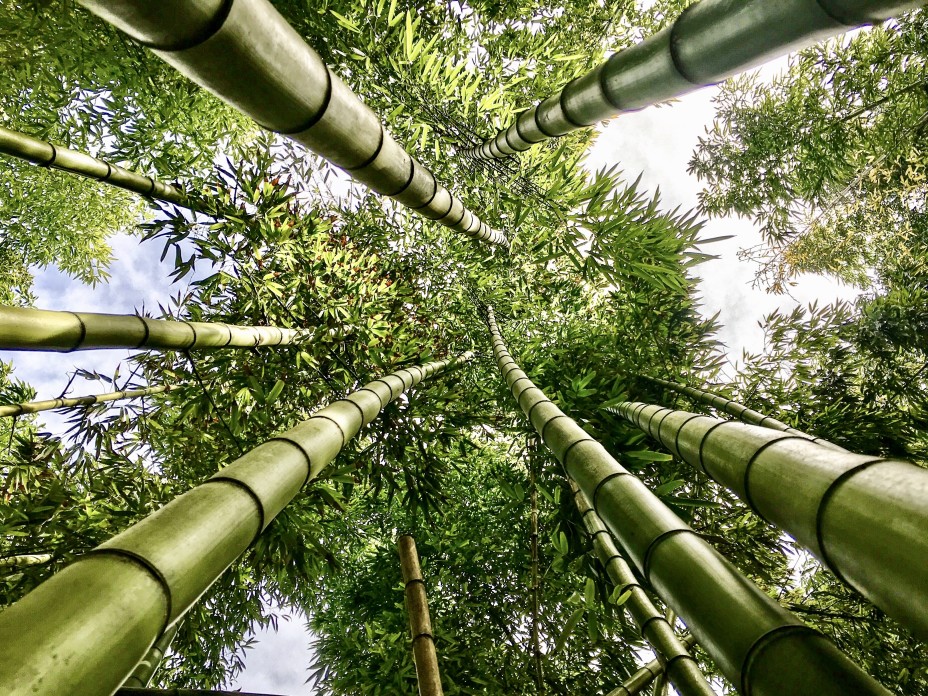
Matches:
[0,384,174,418]
[485,308,888,696]
[0,305,305,352]
[0,352,472,696]
[78,0,509,250]
[570,482,714,696]
[398,535,444,696]
[606,634,697,696]
[121,623,180,688]
[616,401,928,639]
[0,125,184,204]
[463,0,925,160]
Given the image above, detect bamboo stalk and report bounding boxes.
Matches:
[0,305,306,352]
[77,0,509,250]
[0,352,472,696]
[116,690,283,696]
[651,607,675,696]
[0,554,52,570]
[529,448,545,693]
[0,384,174,418]
[462,0,924,160]
[121,623,180,688]
[0,125,185,204]
[569,482,714,696]
[398,535,444,696]
[605,635,697,696]
[614,401,928,639]
[485,308,888,696]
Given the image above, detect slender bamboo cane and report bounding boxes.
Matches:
[0,554,52,570]
[398,534,444,696]
[116,690,283,696]
[0,352,472,696]
[121,623,180,688]
[485,307,888,696]
[605,635,697,696]
[462,0,926,160]
[0,384,174,418]
[569,482,714,696]
[651,607,675,696]
[77,0,509,251]
[0,125,185,204]
[0,305,306,352]
[614,401,928,639]
[529,448,545,693]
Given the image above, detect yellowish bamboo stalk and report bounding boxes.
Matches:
[399,535,444,696]
[0,384,174,418]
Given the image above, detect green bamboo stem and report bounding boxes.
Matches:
[605,635,697,696]
[77,0,509,250]
[116,690,282,696]
[0,384,174,418]
[529,451,545,693]
[463,0,925,160]
[121,623,180,688]
[486,307,888,696]
[614,401,928,639]
[398,534,444,696]
[0,554,52,570]
[0,125,184,204]
[569,482,714,696]
[0,352,472,696]
[0,305,306,352]
[651,607,675,696]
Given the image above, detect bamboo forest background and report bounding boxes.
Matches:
[1,0,926,694]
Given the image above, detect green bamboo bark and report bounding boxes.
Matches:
[399,534,444,696]
[463,0,925,160]
[77,0,509,250]
[615,401,928,639]
[0,352,471,696]
[0,384,174,418]
[121,623,180,688]
[0,125,185,204]
[569,482,713,696]
[486,308,888,696]
[605,634,697,696]
[0,305,306,352]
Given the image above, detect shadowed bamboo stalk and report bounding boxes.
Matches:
[0,305,306,352]
[0,125,184,204]
[485,307,888,696]
[651,607,675,696]
[121,623,180,688]
[0,352,472,696]
[463,0,925,160]
[116,690,282,696]
[569,482,713,696]
[0,554,52,570]
[0,384,174,418]
[614,401,928,639]
[78,0,508,250]
[398,535,444,696]
[606,634,697,696]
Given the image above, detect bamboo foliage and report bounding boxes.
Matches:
[77,0,509,250]
[462,0,926,160]
[606,634,697,696]
[0,352,472,696]
[0,384,174,418]
[485,308,888,696]
[399,535,444,696]
[614,401,928,639]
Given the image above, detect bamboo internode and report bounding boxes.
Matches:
[606,634,697,696]
[569,482,713,696]
[463,0,926,160]
[0,125,185,204]
[0,352,472,696]
[78,0,509,250]
[485,308,888,696]
[0,305,306,352]
[615,401,928,639]
[398,535,444,696]
[0,384,174,418]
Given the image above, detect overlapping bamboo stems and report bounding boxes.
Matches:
[463,0,925,160]
[121,623,180,688]
[0,383,174,418]
[614,401,928,639]
[0,305,306,352]
[0,125,184,204]
[78,0,508,250]
[569,482,713,696]
[485,307,888,696]
[605,634,697,696]
[399,535,444,696]
[0,352,472,696]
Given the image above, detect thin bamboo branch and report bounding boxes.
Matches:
[121,623,180,688]
[605,635,697,696]
[0,384,174,418]
[398,535,444,696]
[0,554,52,570]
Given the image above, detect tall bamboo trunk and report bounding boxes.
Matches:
[398,535,444,696]
[485,308,888,696]
[77,0,508,250]
[0,352,472,696]
[121,623,180,688]
[615,401,928,639]
[606,635,697,696]
[0,384,174,418]
[0,125,184,204]
[462,0,925,160]
[569,482,714,696]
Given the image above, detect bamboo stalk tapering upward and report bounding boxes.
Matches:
[121,623,180,689]
[0,384,175,418]
[399,535,444,696]
[606,635,697,696]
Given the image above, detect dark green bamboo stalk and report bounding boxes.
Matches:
[0,384,174,418]
[0,125,184,204]
[651,608,675,696]
[614,401,928,639]
[398,534,444,696]
[463,0,925,160]
[121,623,180,688]
[485,308,888,696]
[77,0,508,250]
[0,305,306,352]
[605,635,697,696]
[0,352,471,696]
[569,482,714,696]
